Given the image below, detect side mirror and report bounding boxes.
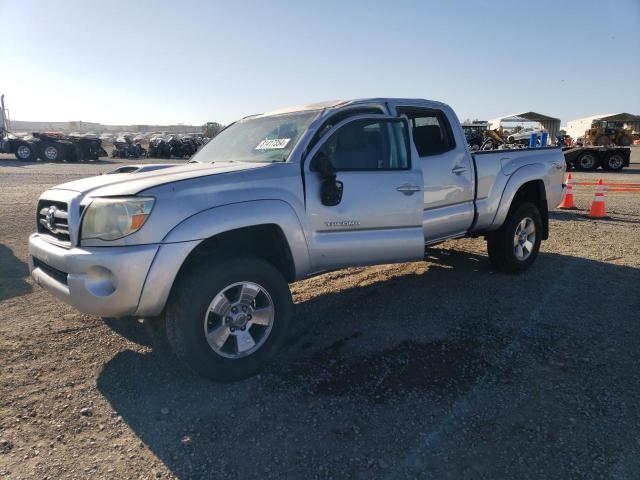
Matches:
[311,152,343,206]
[321,178,343,206]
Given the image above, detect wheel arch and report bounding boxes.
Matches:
[135,200,310,317]
[176,223,298,284]
[490,166,549,239]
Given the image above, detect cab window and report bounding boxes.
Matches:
[397,108,456,157]
[315,119,409,171]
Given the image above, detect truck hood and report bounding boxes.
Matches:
[51,161,270,197]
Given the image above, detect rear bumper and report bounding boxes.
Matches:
[29,234,159,317]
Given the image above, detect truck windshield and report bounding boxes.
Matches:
[193,110,319,164]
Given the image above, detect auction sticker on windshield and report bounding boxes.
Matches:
[255,138,291,150]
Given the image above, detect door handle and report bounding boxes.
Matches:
[396,184,421,195]
[452,166,467,175]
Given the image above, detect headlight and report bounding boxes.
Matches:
[81,197,155,241]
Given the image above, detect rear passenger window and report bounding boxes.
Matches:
[398,108,456,157]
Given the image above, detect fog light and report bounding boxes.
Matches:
[85,266,117,296]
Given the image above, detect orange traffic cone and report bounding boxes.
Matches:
[588,179,607,218]
[558,173,577,209]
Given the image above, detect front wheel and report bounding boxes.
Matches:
[15,143,34,161]
[487,202,542,274]
[576,152,597,171]
[165,256,292,381]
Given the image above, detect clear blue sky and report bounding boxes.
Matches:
[1,0,638,126]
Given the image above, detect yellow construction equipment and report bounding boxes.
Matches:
[584,120,633,146]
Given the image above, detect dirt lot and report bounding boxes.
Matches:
[1,150,640,479]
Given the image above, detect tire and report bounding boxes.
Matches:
[576,152,597,171]
[487,202,542,274]
[15,143,34,161]
[594,135,610,146]
[41,143,64,162]
[165,255,293,381]
[604,152,625,171]
[482,139,496,150]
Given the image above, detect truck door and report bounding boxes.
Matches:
[393,106,475,243]
[303,115,424,273]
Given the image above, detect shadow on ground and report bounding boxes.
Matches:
[97,251,640,479]
[0,244,32,301]
[550,210,640,224]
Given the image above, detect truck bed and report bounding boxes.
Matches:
[471,147,565,233]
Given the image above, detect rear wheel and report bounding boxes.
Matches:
[576,152,597,171]
[41,143,64,162]
[604,152,625,171]
[165,255,292,381]
[594,135,611,146]
[15,143,34,161]
[487,202,542,274]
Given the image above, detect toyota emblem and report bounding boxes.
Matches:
[45,206,58,233]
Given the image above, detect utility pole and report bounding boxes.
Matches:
[0,95,7,136]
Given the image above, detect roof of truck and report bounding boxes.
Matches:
[258,98,449,118]
[262,100,348,116]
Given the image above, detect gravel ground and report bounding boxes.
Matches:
[1,149,639,479]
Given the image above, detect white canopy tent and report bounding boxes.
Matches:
[488,112,561,145]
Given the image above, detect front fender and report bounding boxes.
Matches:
[163,199,311,277]
[135,200,311,317]
[489,163,548,231]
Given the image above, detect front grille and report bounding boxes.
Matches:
[37,200,71,244]
[32,257,68,285]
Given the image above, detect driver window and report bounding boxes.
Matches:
[316,119,409,171]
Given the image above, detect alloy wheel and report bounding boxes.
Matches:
[513,217,536,261]
[203,281,275,359]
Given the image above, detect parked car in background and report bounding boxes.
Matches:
[111,136,147,159]
[507,127,546,145]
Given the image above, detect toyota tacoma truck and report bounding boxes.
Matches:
[29,98,566,380]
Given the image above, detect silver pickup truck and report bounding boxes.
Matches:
[29,98,565,380]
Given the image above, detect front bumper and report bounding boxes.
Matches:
[28,234,159,317]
